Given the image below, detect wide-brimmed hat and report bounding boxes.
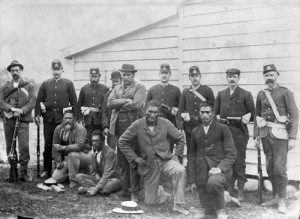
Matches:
[226,68,241,76]
[119,64,137,73]
[112,201,144,214]
[263,64,279,75]
[7,60,24,72]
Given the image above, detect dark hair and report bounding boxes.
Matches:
[92,130,101,137]
[199,101,214,112]
[145,100,161,110]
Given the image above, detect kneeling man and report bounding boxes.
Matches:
[76,130,120,196]
[119,100,188,215]
[52,110,91,188]
[189,102,236,219]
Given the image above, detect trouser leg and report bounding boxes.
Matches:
[17,122,30,172]
[68,152,90,183]
[76,174,97,187]
[117,145,131,192]
[206,173,227,210]
[160,158,186,204]
[43,121,59,173]
[185,133,191,180]
[102,178,121,195]
[197,185,215,212]
[4,119,14,156]
[233,140,247,189]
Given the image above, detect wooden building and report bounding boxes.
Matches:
[62,0,300,180]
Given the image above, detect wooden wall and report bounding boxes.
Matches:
[71,0,300,180]
[72,15,180,92]
[181,0,300,180]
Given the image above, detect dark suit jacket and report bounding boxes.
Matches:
[188,120,236,186]
[101,90,112,129]
[214,86,255,139]
[90,145,120,190]
[0,78,36,123]
[77,83,109,127]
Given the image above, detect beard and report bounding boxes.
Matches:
[63,123,73,130]
[12,74,20,80]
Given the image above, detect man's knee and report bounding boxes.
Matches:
[76,173,86,182]
[67,152,79,163]
[174,165,186,178]
[206,174,225,193]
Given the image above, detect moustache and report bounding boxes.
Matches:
[266,79,274,84]
[229,80,235,83]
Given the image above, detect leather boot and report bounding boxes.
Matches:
[19,170,33,182]
[261,194,279,207]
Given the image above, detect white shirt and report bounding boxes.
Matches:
[203,123,212,134]
[96,151,102,163]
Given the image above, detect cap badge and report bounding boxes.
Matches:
[193,69,197,74]
[267,66,272,71]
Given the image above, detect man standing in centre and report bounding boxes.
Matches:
[107,64,146,202]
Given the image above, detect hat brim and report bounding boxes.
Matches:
[112,208,143,214]
[7,63,24,72]
[263,70,280,75]
[119,69,137,73]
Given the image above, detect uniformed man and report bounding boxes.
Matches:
[35,59,77,179]
[146,63,181,153]
[254,64,299,213]
[108,64,146,202]
[102,71,122,149]
[0,60,36,181]
[77,67,109,146]
[214,68,255,200]
[178,66,215,180]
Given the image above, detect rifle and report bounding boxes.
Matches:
[256,131,263,204]
[8,116,20,183]
[37,123,40,178]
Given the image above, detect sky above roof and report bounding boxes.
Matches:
[0,0,180,82]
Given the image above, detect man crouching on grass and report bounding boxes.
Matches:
[189,102,236,219]
[75,130,121,196]
[119,100,189,215]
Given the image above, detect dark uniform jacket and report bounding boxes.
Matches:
[102,90,112,129]
[119,117,185,169]
[91,145,120,190]
[35,78,77,123]
[214,86,255,139]
[0,78,36,123]
[77,83,109,127]
[188,120,236,186]
[146,84,181,126]
[254,85,299,139]
[178,85,215,134]
[108,81,146,135]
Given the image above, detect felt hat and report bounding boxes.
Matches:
[119,64,137,73]
[110,71,122,80]
[263,64,279,75]
[7,60,24,72]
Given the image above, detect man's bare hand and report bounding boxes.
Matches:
[209,167,221,176]
[103,128,110,136]
[190,183,197,196]
[288,139,296,150]
[53,144,65,152]
[134,157,149,167]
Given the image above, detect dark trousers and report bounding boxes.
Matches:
[4,118,30,172]
[185,133,191,180]
[115,113,140,193]
[231,132,248,189]
[43,121,60,173]
[261,133,288,199]
[197,173,227,212]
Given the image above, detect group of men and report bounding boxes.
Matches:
[0,58,298,218]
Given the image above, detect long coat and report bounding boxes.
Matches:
[188,120,236,186]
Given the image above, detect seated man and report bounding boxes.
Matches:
[52,110,91,188]
[119,100,189,215]
[189,102,237,219]
[76,130,121,196]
